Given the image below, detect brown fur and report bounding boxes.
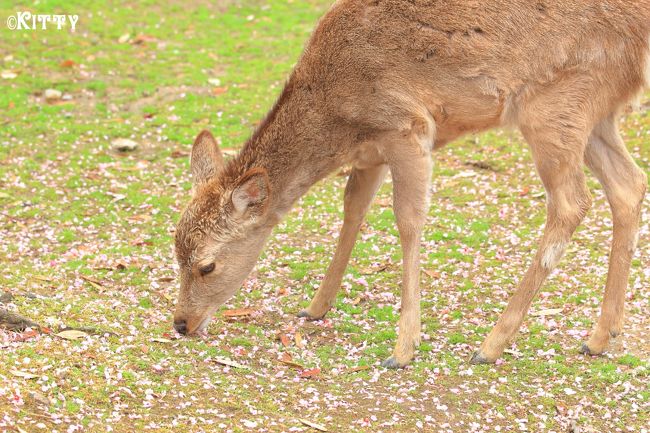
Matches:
[174,0,649,367]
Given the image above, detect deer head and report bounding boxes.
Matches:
[172,130,272,335]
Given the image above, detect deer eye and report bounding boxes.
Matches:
[199,263,216,276]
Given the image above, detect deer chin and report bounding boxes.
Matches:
[194,316,212,335]
[185,312,214,336]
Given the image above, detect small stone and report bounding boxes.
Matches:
[44,89,62,102]
[1,70,17,79]
[111,138,138,152]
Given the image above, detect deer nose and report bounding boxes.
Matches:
[173,319,188,335]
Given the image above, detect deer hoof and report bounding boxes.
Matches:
[469,351,493,365]
[296,310,324,321]
[381,356,406,369]
[579,343,595,356]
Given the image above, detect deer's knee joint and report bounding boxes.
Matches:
[549,188,592,230]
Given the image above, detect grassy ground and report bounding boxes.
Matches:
[1,1,649,432]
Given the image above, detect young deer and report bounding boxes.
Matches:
[173,0,649,367]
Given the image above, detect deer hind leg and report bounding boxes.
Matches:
[581,116,647,355]
[298,164,388,320]
[472,116,592,364]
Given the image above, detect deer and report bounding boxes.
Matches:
[172,0,649,368]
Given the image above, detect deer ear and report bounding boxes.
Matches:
[231,168,270,218]
[190,130,224,185]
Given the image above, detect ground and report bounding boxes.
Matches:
[0,1,648,432]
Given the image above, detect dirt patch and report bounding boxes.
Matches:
[123,85,211,114]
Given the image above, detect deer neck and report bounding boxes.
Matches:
[227,79,346,225]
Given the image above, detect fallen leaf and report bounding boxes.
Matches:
[131,34,156,45]
[423,269,440,279]
[214,357,248,369]
[10,329,39,342]
[60,59,75,68]
[299,368,321,378]
[223,308,255,318]
[56,330,88,340]
[279,353,305,369]
[212,86,228,96]
[80,275,104,291]
[280,334,290,347]
[341,365,370,374]
[299,419,328,432]
[531,308,563,317]
[519,186,530,197]
[127,214,153,223]
[295,332,304,348]
[152,337,173,343]
[555,400,567,415]
[171,150,188,158]
[130,237,153,247]
[10,369,39,380]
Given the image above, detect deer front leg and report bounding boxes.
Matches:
[298,164,388,320]
[381,148,432,368]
